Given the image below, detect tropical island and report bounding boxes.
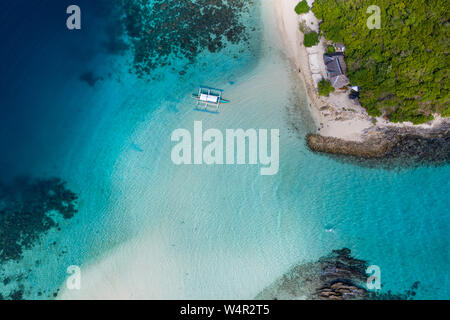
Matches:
[277,0,449,161]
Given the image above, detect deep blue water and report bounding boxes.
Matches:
[0,0,115,179]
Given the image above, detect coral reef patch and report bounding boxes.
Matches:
[0,177,77,263]
[120,0,254,76]
[0,177,78,300]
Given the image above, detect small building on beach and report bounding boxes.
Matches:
[323,53,350,90]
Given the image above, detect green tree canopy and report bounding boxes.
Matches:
[312,0,449,124]
[295,1,310,15]
[318,79,335,96]
[304,31,319,47]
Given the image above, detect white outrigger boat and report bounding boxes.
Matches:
[191,86,229,113]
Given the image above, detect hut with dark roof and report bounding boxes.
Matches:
[323,53,350,89]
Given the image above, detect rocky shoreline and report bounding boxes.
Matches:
[256,248,420,300]
[307,122,450,165]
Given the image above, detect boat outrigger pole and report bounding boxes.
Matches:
[191,86,229,113]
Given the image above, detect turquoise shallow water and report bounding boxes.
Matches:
[0,0,448,299]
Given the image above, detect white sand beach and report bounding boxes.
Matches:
[58,0,318,299]
[274,0,374,142]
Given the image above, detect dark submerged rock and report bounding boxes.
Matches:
[80,72,103,87]
[256,248,420,300]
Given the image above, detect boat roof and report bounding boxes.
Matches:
[200,93,219,103]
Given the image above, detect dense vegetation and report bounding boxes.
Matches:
[295,1,310,15]
[312,0,449,124]
[318,79,335,96]
[304,31,319,47]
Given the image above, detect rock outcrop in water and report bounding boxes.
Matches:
[314,248,368,300]
[256,248,419,300]
[307,134,392,159]
[307,122,450,166]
